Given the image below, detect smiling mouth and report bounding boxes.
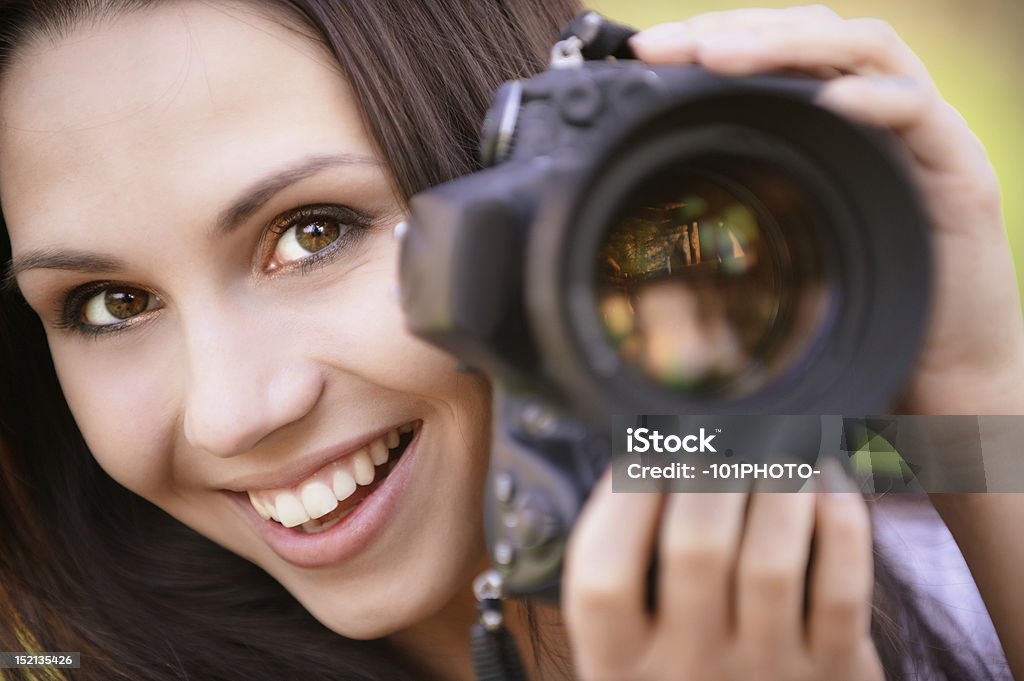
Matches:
[245,422,417,534]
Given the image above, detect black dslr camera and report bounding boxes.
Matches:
[398,13,931,599]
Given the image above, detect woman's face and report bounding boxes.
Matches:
[1,1,492,638]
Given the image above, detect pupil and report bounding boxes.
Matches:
[297,219,340,252]
[105,290,148,319]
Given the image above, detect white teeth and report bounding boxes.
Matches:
[248,491,272,520]
[275,493,310,528]
[352,449,376,486]
[247,423,415,528]
[300,481,339,519]
[332,469,357,501]
[370,437,389,466]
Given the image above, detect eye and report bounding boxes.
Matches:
[80,286,160,327]
[265,205,367,272]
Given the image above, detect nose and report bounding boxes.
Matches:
[181,305,324,458]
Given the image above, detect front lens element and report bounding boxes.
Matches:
[596,165,829,397]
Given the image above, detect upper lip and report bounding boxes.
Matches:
[218,422,411,493]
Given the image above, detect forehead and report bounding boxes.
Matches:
[0,1,372,246]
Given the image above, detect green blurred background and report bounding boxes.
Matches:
[589,0,1024,297]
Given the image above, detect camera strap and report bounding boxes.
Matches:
[470,570,526,681]
[557,11,638,62]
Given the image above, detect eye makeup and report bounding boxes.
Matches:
[50,202,379,339]
[260,203,376,275]
[53,280,162,339]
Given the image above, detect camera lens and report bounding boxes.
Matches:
[595,163,829,397]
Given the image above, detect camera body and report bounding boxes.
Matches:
[400,55,931,597]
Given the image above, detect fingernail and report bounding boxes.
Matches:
[628,21,690,55]
[818,458,859,495]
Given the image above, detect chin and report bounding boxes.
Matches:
[298,575,460,640]
[295,531,489,641]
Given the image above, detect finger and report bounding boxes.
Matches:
[736,487,817,665]
[815,74,996,180]
[629,5,842,63]
[634,13,995,205]
[563,468,661,675]
[806,461,874,660]
[656,492,746,652]
[691,18,933,82]
[680,5,843,32]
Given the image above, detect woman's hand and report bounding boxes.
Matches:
[562,467,881,681]
[628,5,1024,416]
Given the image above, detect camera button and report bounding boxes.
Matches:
[558,77,603,125]
[494,471,517,505]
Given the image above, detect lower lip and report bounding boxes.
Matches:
[226,426,423,569]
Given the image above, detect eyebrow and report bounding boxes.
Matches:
[213,153,380,236]
[2,249,124,294]
[3,152,380,292]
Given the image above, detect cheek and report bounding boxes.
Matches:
[302,242,483,405]
[49,336,180,497]
[341,295,490,425]
[296,249,495,477]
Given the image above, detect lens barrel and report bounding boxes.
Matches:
[402,63,932,419]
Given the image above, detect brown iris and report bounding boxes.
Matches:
[296,219,341,252]
[104,289,149,320]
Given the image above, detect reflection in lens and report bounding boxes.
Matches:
[596,166,828,397]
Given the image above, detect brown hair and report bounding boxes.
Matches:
[0,1,1006,680]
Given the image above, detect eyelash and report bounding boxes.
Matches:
[263,204,372,275]
[55,203,374,338]
[54,280,145,339]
